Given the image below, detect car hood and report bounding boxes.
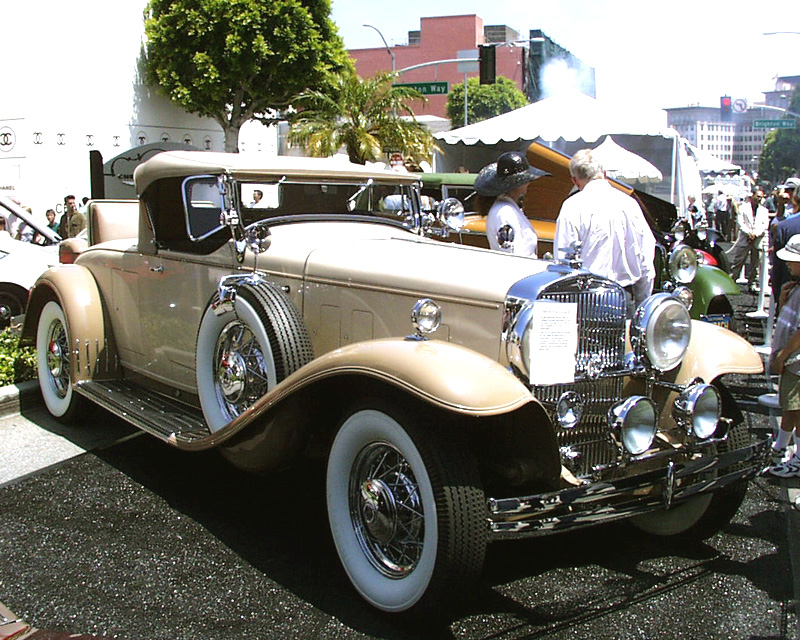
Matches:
[294,223,551,304]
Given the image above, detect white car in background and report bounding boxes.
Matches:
[0,196,60,326]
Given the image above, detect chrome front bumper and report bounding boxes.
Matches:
[487,436,772,539]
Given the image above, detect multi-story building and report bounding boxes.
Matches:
[350,15,594,121]
[666,75,799,178]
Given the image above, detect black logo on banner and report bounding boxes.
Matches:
[0,127,16,152]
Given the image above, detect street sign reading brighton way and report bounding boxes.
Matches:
[394,81,449,95]
[754,119,796,129]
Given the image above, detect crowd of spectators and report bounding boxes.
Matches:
[1,193,88,244]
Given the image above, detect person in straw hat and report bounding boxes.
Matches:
[474,151,548,257]
[768,233,800,477]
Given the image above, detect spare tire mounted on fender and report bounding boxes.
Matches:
[196,282,313,432]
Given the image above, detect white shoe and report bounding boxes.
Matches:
[770,447,789,466]
[770,455,800,478]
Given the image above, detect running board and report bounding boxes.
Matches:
[76,380,210,445]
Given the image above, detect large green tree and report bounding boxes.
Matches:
[143,0,351,152]
[288,71,439,165]
[446,76,528,129]
[759,87,800,183]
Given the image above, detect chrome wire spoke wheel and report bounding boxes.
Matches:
[327,408,486,613]
[45,315,71,399]
[36,300,85,421]
[213,320,270,421]
[350,442,424,577]
[197,283,312,434]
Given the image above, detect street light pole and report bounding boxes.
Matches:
[363,24,396,75]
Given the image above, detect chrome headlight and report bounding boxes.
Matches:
[631,293,692,372]
[669,244,698,284]
[437,197,465,232]
[670,221,686,242]
[505,304,534,381]
[696,226,708,241]
[673,383,721,439]
[673,285,693,310]
[410,298,442,336]
[609,396,657,455]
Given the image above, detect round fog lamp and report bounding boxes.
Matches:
[609,396,657,455]
[673,286,693,310]
[673,383,720,440]
[556,391,584,429]
[411,298,442,336]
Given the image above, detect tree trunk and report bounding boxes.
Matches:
[223,124,240,153]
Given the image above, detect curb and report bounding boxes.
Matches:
[0,380,41,419]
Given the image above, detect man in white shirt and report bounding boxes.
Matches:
[475,151,547,257]
[728,189,769,292]
[554,149,656,317]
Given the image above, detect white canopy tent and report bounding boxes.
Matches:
[436,90,670,146]
[685,143,742,174]
[590,135,663,184]
[433,90,700,209]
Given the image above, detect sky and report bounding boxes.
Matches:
[330,0,799,112]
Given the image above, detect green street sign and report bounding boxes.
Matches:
[754,119,796,129]
[394,81,449,95]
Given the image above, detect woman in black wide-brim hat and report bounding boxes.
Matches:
[474,151,548,257]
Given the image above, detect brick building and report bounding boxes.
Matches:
[350,15,594,123]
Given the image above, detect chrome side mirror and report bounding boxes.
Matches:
[245,222,272,254]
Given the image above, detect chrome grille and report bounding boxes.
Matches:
[534,276,628,475]
[537,277,626,375]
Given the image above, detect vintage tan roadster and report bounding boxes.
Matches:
[23,151,769,615]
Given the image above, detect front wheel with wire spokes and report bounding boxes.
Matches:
[326,408,487,615]
[196,282,313,432]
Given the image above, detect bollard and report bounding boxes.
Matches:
[755,294,775,356]
[746,241,770,320]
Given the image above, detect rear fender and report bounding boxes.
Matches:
[21,265,119,381]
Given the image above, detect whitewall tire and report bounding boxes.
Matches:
[326,408,486,614]
[196,283,312,432]
[36,300,82,420]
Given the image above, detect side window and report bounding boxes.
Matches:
[183,176,223,240]
[374,184,414,223]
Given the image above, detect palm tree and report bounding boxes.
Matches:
[289,71,439,165]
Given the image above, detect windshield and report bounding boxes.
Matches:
[238,180,419,229]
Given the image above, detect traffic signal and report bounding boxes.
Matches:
[479,44,496,85]
[720,96,732,121]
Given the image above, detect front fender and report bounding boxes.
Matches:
[21,265,118,381]
[674,319,763,383]
[204,339,549,473]
[223,338,538,435]
[690,264,740,317]
[626,319,762,430]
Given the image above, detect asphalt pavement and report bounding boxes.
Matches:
[2,285,800,639]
